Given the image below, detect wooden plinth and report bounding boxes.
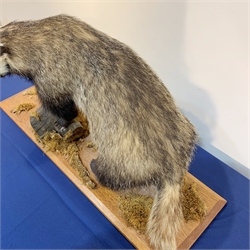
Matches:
[0,87,227,250]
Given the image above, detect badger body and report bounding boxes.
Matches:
[0,15,197,249]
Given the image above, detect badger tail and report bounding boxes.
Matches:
[147,180,182,250]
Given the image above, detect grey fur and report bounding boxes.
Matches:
[0,14,197,249]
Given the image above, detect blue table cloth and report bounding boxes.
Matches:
[1,76,249,249]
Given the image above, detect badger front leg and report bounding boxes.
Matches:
[32,84,81,138]
[42,95,78,124]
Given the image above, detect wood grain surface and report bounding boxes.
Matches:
[0,86,227,249]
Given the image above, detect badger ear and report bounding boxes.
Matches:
[0,44,10,56]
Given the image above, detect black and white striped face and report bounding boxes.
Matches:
[0,43,10,77]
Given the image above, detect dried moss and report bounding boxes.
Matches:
[75,111,90,138]
[11,103,35,114]
[181,178,207,222]
[84,141,98,152]
[22,88,37,97]
[37,130,96,189]
[31,106,95,188]
[119,179,207,234]
[30,111,40,121]
[119,194,153,234]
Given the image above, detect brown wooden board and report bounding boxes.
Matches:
[0,87,227,250]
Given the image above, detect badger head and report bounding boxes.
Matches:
[0,43,10,77]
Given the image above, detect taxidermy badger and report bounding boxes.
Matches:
[0,15,197,249]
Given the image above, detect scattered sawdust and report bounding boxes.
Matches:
[118,178,207,234]
[36,130,96,189]
[11,103,35,114]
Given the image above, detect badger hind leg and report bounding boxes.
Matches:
[90,157,138,191]
[147,181,182,250]
[90,158,121,190]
